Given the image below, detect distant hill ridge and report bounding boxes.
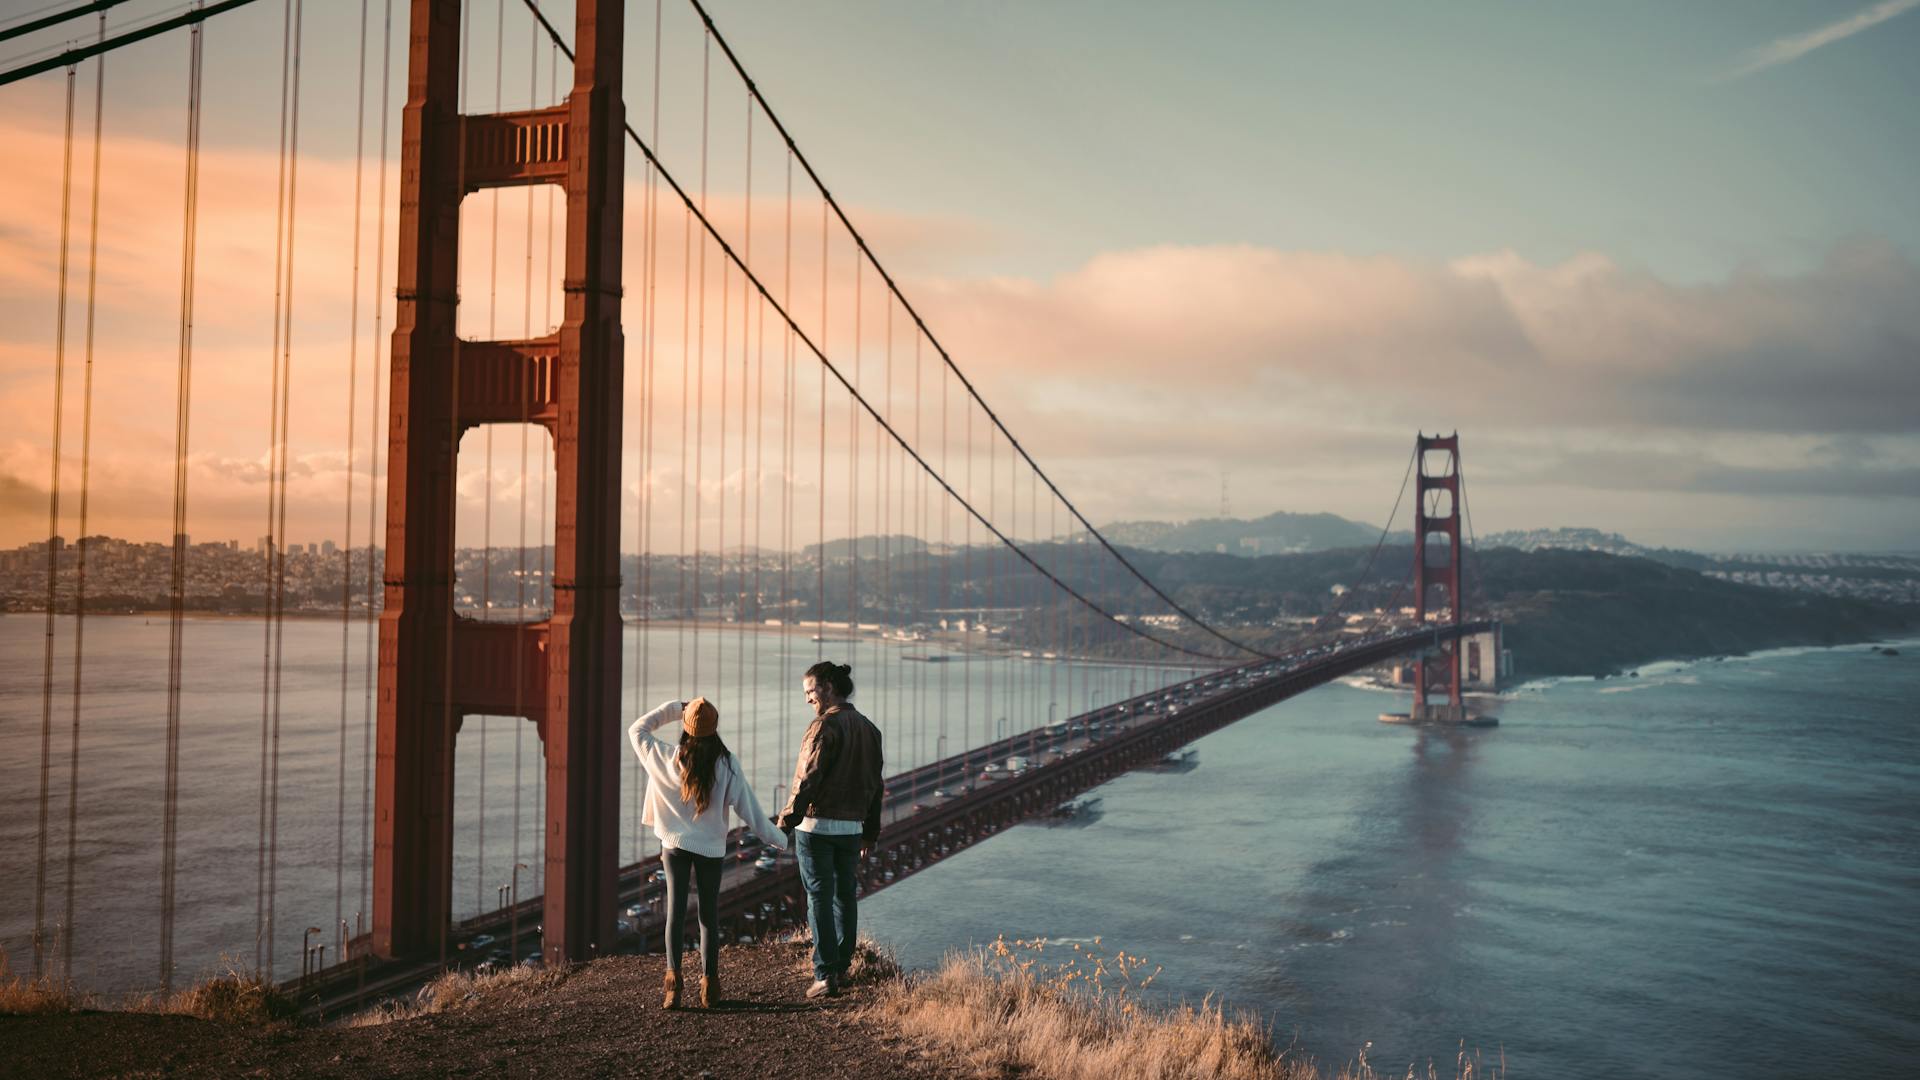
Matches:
[1088,511,1405,555]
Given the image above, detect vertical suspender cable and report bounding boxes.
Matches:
[738,93,753,772]
[749,132,764,783]
[537,33,555,892]
[779,148,793,790]
[517,0,537,893]
[815,199,826,657]
[914,331,925,771]
[362,0,393,931]
[336,0,371,952]
[938,352,948,775]
[442,0,470,962]
[963,390,972,755]
[716,137,729,696]
[64,14,108,987]
[161,6,205,991]
[266,0,306,979]
[474,0,507,918]
[986,425,994,746]
[256,0,294,975]
[34,58,77,984]
[638,0,661,865]
[882,299,892,735]
[692,26,709,690]
[676,199,690,690]
[623,0,642,864]
[849,261,860,669]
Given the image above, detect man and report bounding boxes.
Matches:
[777,660,883,999]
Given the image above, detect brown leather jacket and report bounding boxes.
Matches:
[778,703,884,842]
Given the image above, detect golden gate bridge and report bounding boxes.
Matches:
[3,0,1494,1015]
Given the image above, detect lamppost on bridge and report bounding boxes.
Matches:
[511,862,528,966]
[935,735,948,795]
[301,926,325,989]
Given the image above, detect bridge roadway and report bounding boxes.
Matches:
[293,621,1492,1016]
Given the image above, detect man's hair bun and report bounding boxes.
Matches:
[805,660,856,698]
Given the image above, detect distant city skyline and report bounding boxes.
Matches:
[1,1,1915,555]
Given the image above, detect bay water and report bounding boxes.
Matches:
[864,639,1920,1078]
[4,614,1917,1077]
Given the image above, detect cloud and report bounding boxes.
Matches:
[1718,0,1920,81]
[1511,449,1920,499]
[908,240,1920,450]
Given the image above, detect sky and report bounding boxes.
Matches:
[1,0,1916,554]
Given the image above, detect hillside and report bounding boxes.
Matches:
[1088,511,1401,556]
[980,545,1916,679]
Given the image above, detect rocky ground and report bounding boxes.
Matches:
[0,941,969,1079]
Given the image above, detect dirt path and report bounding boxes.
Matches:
[0,943,966,1079]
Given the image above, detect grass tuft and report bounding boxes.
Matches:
[123,957,299,1027]
[785,932,901,986]
[862,936,1501,1080]
[344,961,569,1027]
[0,949,95,1016]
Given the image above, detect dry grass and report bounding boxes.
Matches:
[863,936,1502,1080]
[2,947,295,1027]
[0,948,96,1016]
[124,957,300,1027]
[343,961,570,1027]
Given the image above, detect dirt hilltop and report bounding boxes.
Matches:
[0,941,964,1080]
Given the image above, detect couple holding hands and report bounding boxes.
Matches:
[626,660,883,1008]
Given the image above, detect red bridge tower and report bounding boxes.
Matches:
[372,0,625,966]
[1411,433,1466,722]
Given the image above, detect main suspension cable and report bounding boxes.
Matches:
[0,1,133,46]
[518,0,1236,662]
[0,0,263,87]
[683,0,1266,661]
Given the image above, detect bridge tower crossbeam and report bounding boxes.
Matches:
[372,0,625,967]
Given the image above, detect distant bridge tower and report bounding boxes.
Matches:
[372,0,625,965]
[1411,433,1465,721]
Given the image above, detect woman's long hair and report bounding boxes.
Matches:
[676,732,733,815]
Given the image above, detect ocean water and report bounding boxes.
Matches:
[861,640,1920,1079]
[0,613,1173,991]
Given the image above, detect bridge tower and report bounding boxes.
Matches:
[1411,433,1465,721]
[372,0,625,965]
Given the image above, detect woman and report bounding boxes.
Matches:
[628,696,787,1008]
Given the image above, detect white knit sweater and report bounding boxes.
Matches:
[627,699,788,859]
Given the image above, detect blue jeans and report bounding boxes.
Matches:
[795,830,861,981]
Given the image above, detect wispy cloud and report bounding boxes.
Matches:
[1720,0,1920,81]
